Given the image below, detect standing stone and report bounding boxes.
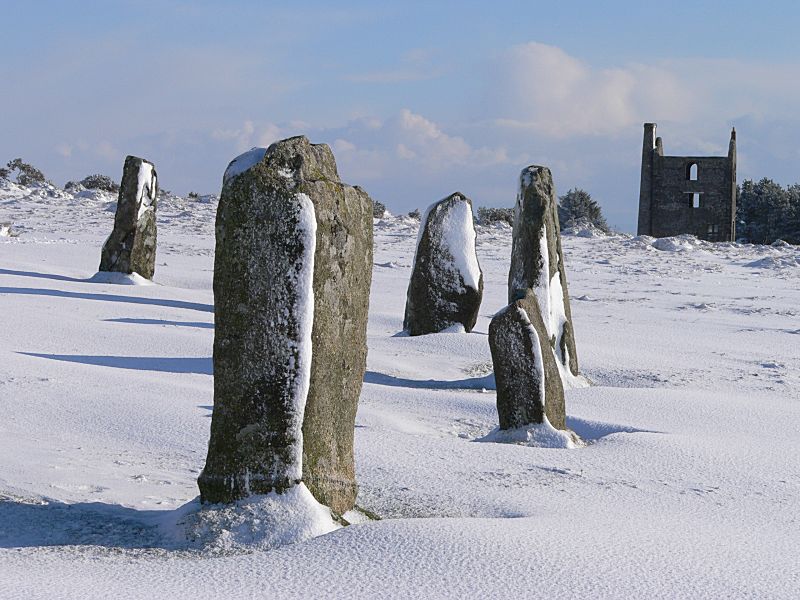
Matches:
[404,192,483,336]
[198,150,317,504]
[489,291,566,430]
[508,166,579,378]
[99,156,158,279]
[198,137,373,516]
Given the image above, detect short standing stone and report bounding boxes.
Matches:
[404,192,483,336]
[489,291,566,430]
[508,165,579,378]
[198,137,373,515]
[99,156,158,279]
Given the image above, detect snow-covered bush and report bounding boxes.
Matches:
[557,188,609,233]
[477,206,514,226]
[6,158,46,186]
[373,199,387,218]
[80,174,119,193]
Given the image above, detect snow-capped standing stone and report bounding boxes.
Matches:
[99,156,158,279]
[489,291,566,430]
[508,165,580,382]
[404,192,483,336]
[199,136,373,517]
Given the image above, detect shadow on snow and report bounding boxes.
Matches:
[19,353,212,375]
[0,286,213,313]
[0,496,188,550]
[0,267,88,283]
[363,370,495,391]
[566,416,660,441]
[105,317,214,329]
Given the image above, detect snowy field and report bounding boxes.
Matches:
[1,181,799,598]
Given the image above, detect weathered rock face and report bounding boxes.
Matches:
[198,137,373,516]
[404,193,483,336]
[290,138,373,515]
[99,156,158,279]
[508,166,579,378]
[489,291,566,430]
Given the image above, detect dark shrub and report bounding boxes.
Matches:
[6,158,46,186]
[477,206,514,226]
[557,188,609,233]
[737,178,800,245]
[80,174,119,193]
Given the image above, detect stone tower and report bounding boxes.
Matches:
[637,123,736,242]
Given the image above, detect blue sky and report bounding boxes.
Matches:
[3,1,800,231]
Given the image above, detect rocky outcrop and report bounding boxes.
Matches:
[404,192,483,336]
[99,156,158,279]
[199,137,372,516]
[489,291,566,430]
[508,166,579,378]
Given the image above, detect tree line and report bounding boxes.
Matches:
[736,178,800,245]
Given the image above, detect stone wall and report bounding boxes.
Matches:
[638,123,737,242]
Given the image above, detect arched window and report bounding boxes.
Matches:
[687,162,698,181]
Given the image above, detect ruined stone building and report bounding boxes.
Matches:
[637,123,737,241]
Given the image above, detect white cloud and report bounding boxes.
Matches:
[212,121,286,153]
[333,139,356,153]
[55,143,72,158]
[95,141,119,161]
[395,143,416,160]
[394,109,509,168]
[345,47,443,84]
[258,123,285,148]
[489,41,800,147]
[488,42,723,138]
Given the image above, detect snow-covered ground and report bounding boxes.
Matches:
[1,181,799,599]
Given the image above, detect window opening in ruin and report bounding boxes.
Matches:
[691,193,701,208]
[687,162,698,180]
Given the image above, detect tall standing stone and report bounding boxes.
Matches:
[489,291,565,430]
[404,192,483,336]
[197,147,316,504]
[198,137,373,516]
[508,166,579,379]
[99,155,158,279]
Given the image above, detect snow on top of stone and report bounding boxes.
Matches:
[441,198,481,291]
[519,164,546,189]
[223,147,268,185]
[284,192,317,482]
[136,161,157,220]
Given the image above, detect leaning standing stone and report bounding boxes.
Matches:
[404,192,483,336]
[99,155,158,279]
[489,291,566,430]
[199,137,372,516]
[508,166,579,378]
